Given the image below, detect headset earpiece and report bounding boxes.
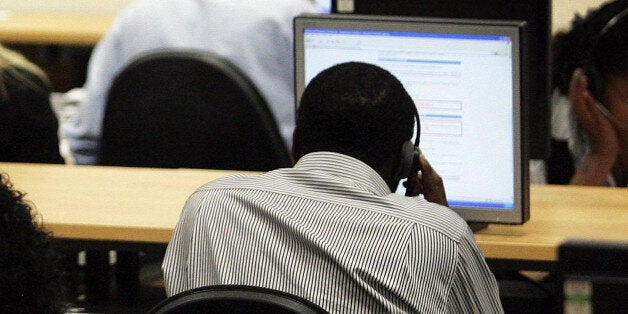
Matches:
[397,107,422,195]
[584,7,628,101]
[398,141,416,179]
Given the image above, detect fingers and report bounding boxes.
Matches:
[418,151,431,174]
[415,152,448,207]
[569,68,588,96]
[568,69,620,157]
[569,69,596,115]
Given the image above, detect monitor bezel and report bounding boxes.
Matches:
[294,14,530,225]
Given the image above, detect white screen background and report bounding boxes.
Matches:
[302,29,516,209]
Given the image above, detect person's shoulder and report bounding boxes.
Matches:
[193,170,287,193]
[112,0,177,25]
[191,168,297,197]
[194,173,257,191]
[387,194,471,241]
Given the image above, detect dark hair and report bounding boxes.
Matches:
[294,62,415,171]
[0,173,62,313]
[552,0,628,95]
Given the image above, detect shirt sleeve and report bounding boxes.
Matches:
[447,229,504,313]
[62,13,126,164]
[163,187,228,296]
[162,190,206,296]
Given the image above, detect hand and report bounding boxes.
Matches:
[569,68,620,159]
[406,152,448,206]
[568,69,619,185]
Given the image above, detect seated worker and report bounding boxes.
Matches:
[162,62,503,312]
[0,44,64,163]
[542,0,627,186]
[62,0,322,165]
[0,173,62,313]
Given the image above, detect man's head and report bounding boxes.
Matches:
[293,62,417,189]
[552,0,628,97]
[552,0,628,174]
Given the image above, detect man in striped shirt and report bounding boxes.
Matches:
[163,62,503,313]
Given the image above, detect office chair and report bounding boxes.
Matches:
[99,48,293,171]
[148,285,328,314]
[559,240,628,313]
[93,49,292,305]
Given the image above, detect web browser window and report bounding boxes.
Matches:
[302,28,516,210]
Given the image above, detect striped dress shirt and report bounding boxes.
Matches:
[162,152,503,313]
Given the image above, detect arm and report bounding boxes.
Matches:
[447,231,503,313]
[62,17,125,164]
[162,191,205,296]
[162,187,224,296]
[567,69,619,185]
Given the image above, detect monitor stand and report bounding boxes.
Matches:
[468,222,489,233]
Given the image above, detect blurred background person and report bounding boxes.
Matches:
[0,173,63,313]
[0,44,64,164]
[62,0,323,165]
[544,0,627,186]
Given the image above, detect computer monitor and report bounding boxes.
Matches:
[294,14,530,227]
[330,0,551,160]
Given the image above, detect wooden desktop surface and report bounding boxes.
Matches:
[1,162,626,263]
[475,184,627,262]
[0,12,113,46]
[0,162,249,243]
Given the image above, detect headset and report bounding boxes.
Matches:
[583,7,628,100]
[398,109,422,196]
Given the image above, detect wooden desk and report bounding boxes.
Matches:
[0,162,250,244]
[475,184,627,264]
[1,162,626,265]
[0,12,113,46]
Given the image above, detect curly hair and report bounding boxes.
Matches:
[0,173,62,313]
[552,0,628,95]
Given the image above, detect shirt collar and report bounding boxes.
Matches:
[294,152,392,196]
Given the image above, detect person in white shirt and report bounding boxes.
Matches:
[62,0,321,164]
[163,62,503,313]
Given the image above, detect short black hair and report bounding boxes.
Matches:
[552,0,628,94]
[294,62,415,170]
[0,173,62,313]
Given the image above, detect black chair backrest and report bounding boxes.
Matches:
[148,285,328,314]
[100,49,292,171]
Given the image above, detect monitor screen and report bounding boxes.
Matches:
[330,0,551,160]
[294,14,530,225]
